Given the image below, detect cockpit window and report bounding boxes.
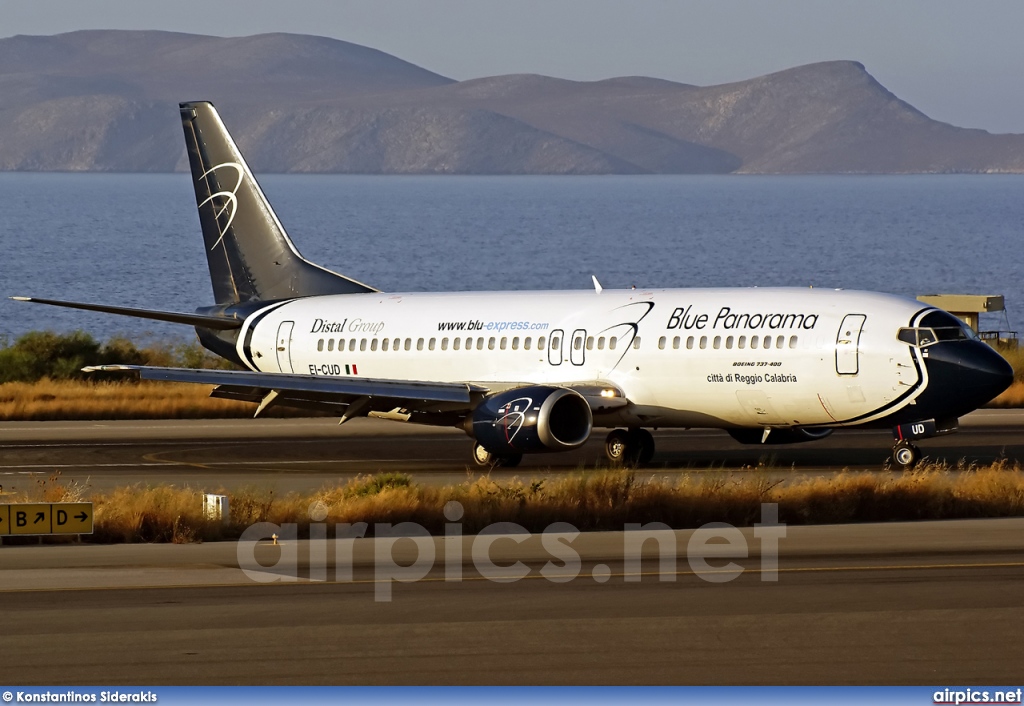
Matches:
[899,311,978,348]
[919,310,979,340]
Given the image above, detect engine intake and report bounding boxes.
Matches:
[470,386,593,455]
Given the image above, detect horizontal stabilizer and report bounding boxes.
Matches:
[10,296,243,330]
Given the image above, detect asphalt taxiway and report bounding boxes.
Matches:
[1,518,1022,684]
[1,409,1023,493]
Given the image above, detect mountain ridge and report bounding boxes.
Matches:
[1,30,1021,174]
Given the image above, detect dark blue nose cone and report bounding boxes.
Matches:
[957,341,1015,403]
[917,341,1014,419]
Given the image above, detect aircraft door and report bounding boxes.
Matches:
[836,314,866,375]
[276,320,295,373]
[570,329,586,366]
[548,329,564,366]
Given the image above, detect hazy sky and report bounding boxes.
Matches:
[4,0,1024,133]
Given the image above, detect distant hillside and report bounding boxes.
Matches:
[1,30,1022,174]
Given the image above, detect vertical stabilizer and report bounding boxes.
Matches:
[180,101,376,305]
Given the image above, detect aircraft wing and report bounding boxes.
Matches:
[84,365,489,422]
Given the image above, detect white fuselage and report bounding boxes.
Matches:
[233,287,929,430]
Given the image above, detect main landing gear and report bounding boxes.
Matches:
[604,428,655,467]
[472,442,522,469]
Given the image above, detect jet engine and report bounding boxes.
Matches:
[727,428,833,445]
[470,386,593,455]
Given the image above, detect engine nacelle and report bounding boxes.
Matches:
[727,427,833,445]
[471,386,593,455]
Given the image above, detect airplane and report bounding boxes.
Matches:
[11,101,1014,470]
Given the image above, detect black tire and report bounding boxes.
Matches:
[472,443,522,469]
[892,441,920,469]
[606,429,646,467]
[495,454,522,469]
[630,428,655,465]
[605,429,632,465]
[472,442,496,468]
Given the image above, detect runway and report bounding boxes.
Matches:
[1,409,1023,493]
[2,518,1023,684]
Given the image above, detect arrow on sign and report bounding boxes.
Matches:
[34,511,45,524]
[75,512,88,522]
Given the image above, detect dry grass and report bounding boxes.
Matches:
[8,464,1019,544]
[989,381,1024,407]
[0,379,302,421]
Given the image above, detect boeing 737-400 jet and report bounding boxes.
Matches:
[12,102,1014,469]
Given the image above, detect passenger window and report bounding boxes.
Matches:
[488,337,496,350]
[338,339,345,352]
[789,336,798,349]
[725,336,733,349]
[500,337,507,350]
[658,336,666,350]
[762,336,771,350]
[464,337,472,350]
[417,338,424,351]
[776,335,785,349]
[538,337,546,349]
[453,338,461,351]
[586,337,594,350]
[574,337,582,351]
[609,337,617,350]
[739,336,747,349]
[525,338,532,350]
[370,339,378,351]
[477,337,485,350]
[713,336,722,350]
[405,338,412,351]
[441,337,448,351]
[327,339,334,352]
[673,336,680,350]
[382,338,390,352]
[552,337,560,351]
[699,336,707,350]
[512,337,520,350]
[686,336,694,350]
[633,337,641,349]
[359,339,367,352]
[429,338,436,351]
[317,339,324,352]
[349,340,357,352]
[597,337,605,350]
[749,336,757,350]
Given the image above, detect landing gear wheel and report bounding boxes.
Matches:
[605,429,654,467]
[892,441,921,469]
[605,429,632,466]
[630,428,656,465]
[472,443,522,469]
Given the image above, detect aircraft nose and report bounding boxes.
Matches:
[955,342,1014,404]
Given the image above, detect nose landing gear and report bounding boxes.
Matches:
[892,440,921,469]
[890,418,957,469]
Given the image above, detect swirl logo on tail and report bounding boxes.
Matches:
[198,162,244,251]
